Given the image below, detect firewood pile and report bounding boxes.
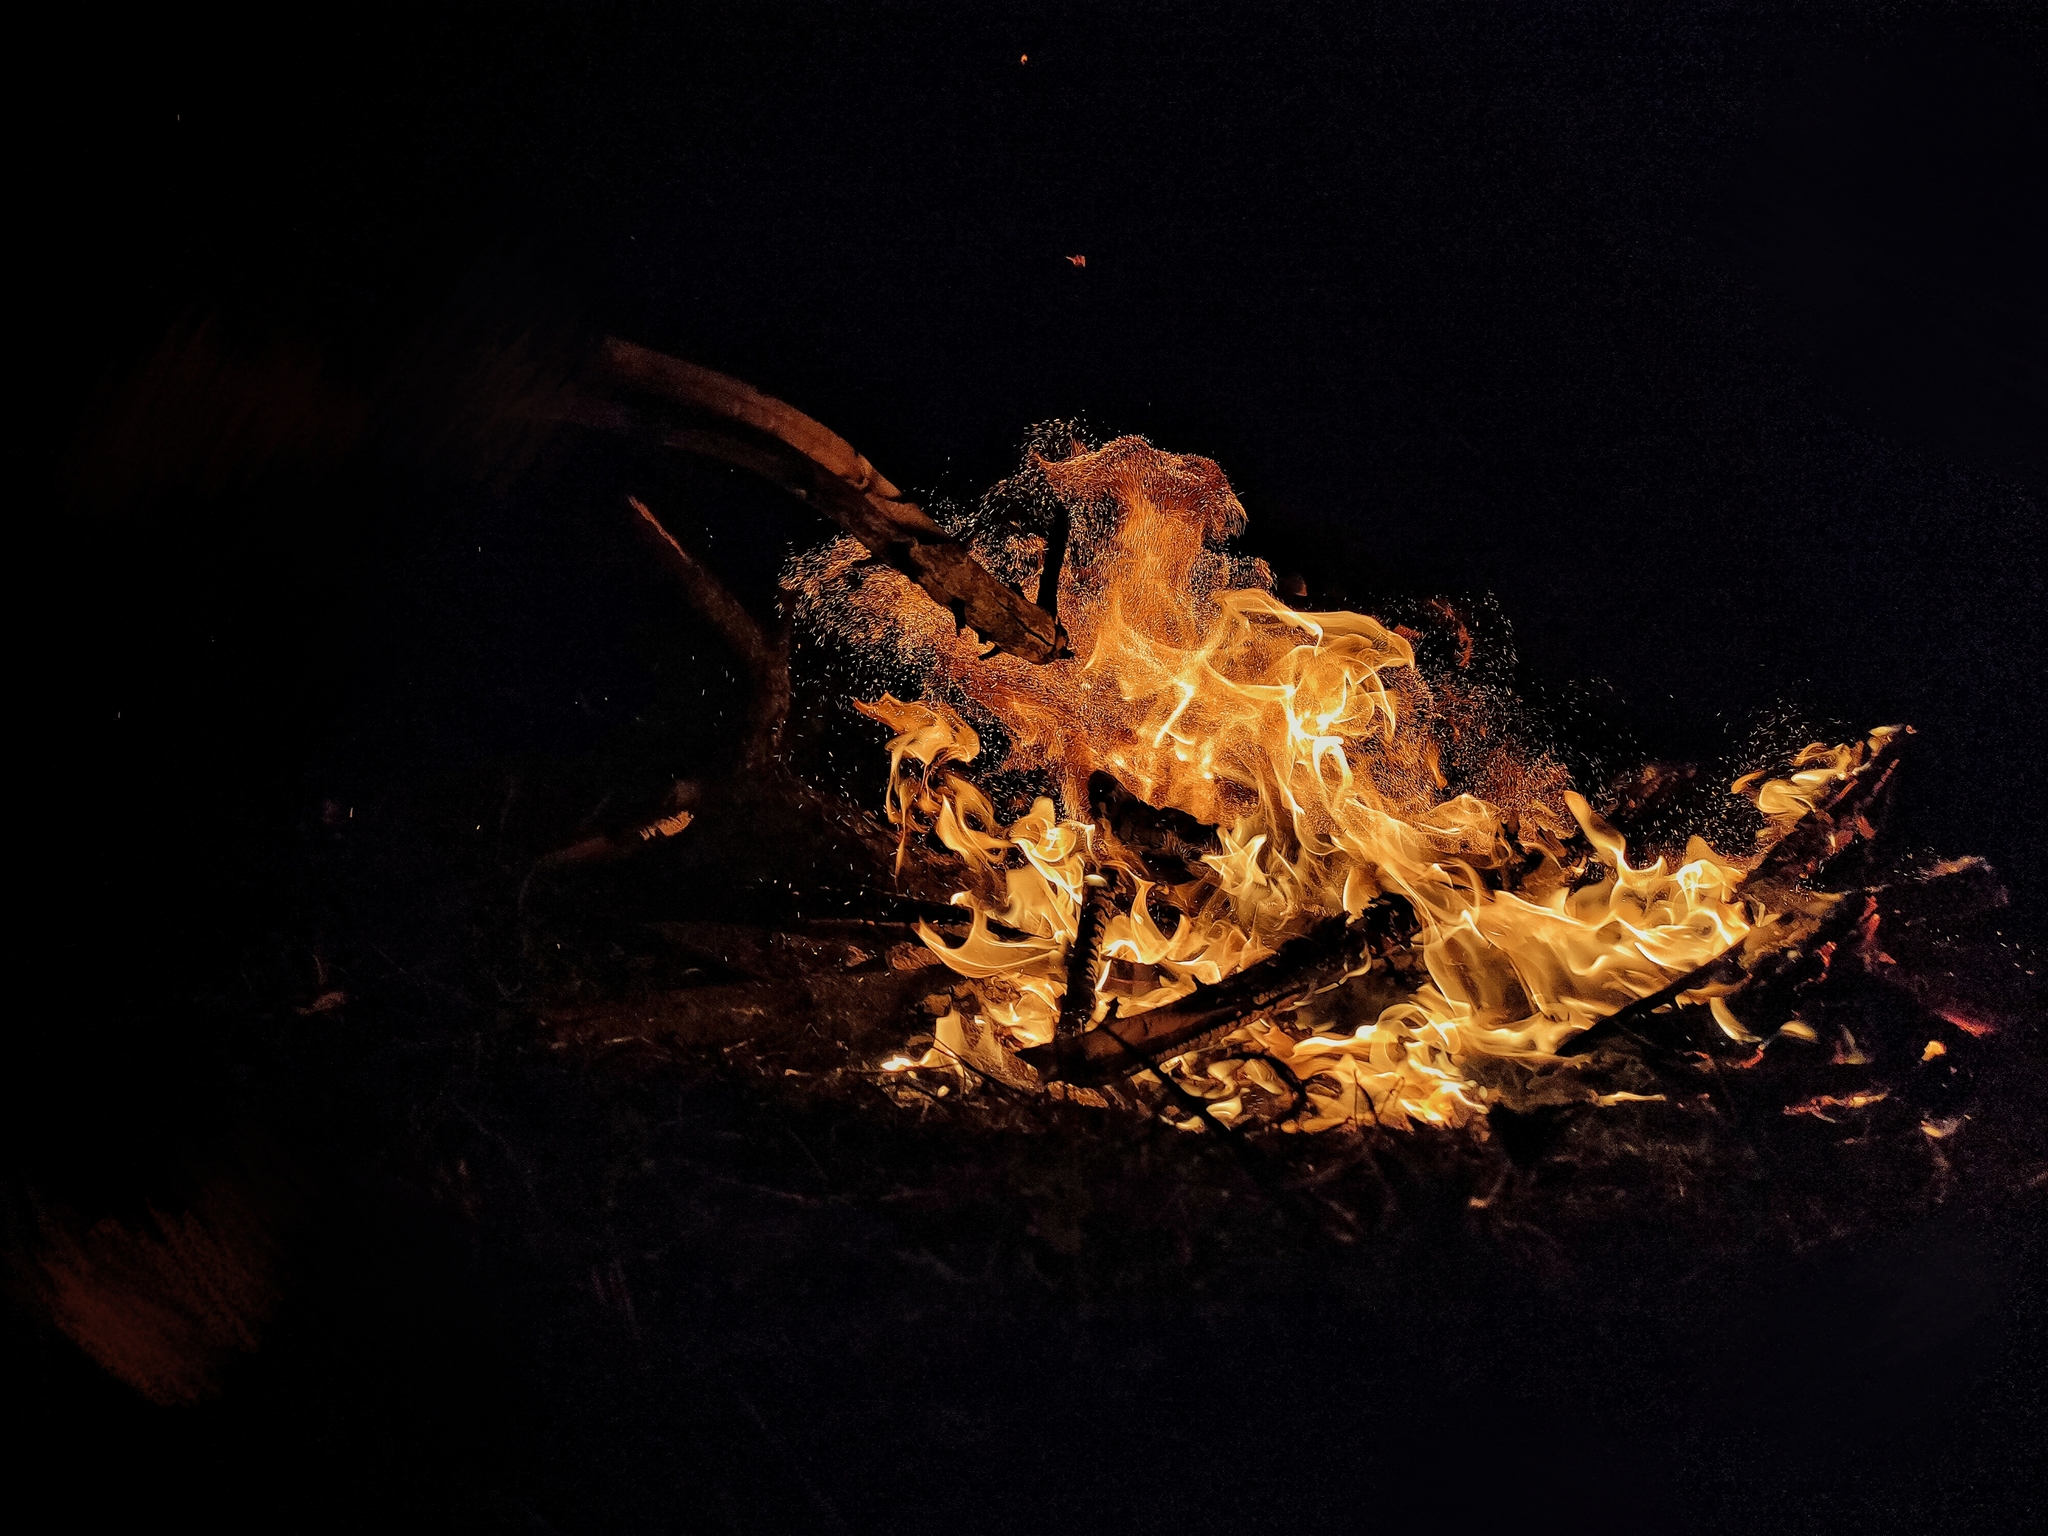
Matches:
[518,344,2040,1189]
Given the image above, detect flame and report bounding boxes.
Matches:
[793,437,1885,1131]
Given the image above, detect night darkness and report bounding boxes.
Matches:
[11,4,2045,1532]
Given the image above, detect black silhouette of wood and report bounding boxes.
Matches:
[584,340,1067,662]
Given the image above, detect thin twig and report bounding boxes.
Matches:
[629,495,790,768]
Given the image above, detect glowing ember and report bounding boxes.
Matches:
[791,435,1898,1131]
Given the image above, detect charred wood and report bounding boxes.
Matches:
[585,341,1067,663]
[1056,882,1117,1075]
[1087,771,1221,885]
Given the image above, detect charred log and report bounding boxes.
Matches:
[1558,729,1912,1059]
[1056,881,1117,1076]
[583,340,1067,663]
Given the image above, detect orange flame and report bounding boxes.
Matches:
[793,437,1884,1130]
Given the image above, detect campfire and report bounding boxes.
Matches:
[22,331,2039,1524]
[798,457,1910,1128]
[562,340,2023,1143]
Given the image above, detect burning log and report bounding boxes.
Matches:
[1022,899,1416,1085]
[569,395,1987,1138]
[1055,880,1117,1076]
[1553,893,1873,1058]
[1558,727,1911,1059]
[586,340,1066,662]
[795,437,1952,1129]
[1740,726,1909,901]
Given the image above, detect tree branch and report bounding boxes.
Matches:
[589,341,1066,663]
[628,496,788,769]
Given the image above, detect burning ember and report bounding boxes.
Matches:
[790,435,1912,1131]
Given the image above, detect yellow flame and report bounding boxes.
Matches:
[804,438,1880,1130]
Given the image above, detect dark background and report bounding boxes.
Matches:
[12,2,2045,1531]
[34,0,2046,908]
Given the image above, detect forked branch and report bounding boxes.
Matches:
[587,341,1066,663]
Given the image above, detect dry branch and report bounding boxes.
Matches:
[1553,893,1872,1058]
[628,495,789,769]
[588,341,1066,663]
[1558,728,1911,1058]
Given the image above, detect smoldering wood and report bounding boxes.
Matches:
[584,340,1068,663]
